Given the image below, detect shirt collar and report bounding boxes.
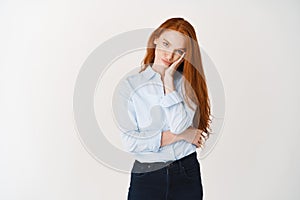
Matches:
[142,65,159,80]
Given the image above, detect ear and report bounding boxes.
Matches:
[153,38,158,45]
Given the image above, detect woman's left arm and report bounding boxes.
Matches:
[160,78,196,134]
[161,53,197,134]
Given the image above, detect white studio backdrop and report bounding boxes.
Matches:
[1,0,299,199]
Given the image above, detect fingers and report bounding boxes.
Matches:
[167,52,186,71]
[201,131,209,140]
[176,52,185,63]
[174,52,185,65]
[181,127,207,148]
[192,129,206,148]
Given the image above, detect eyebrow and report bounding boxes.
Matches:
[163,38,186,51]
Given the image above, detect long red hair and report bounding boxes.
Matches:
[139,17,211,135]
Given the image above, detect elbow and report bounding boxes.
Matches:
[120,131,161,153]
[170,127,186,134]
[121,139,159,153]
[121,138,139,153]
[121,137,148,153]
[169,118,191,134]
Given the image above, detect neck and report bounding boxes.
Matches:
[152,63,166,80]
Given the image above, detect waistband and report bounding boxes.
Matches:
[132,152,197,173]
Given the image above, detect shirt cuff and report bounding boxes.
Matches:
[150,130,162,152]
[160,90,183,108]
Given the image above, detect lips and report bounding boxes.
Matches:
[161,59,171,66]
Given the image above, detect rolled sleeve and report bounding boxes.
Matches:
[121,129,162,153]
[160,90,183,108]
[159,86,197,134]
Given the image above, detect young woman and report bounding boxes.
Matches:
[115,17,211,200]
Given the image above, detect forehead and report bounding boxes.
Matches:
[158,30,187,48]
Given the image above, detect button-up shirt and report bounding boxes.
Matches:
[114,65,197,163]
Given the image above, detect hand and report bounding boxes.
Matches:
[179,126,206,148]
[163,53,185,94]
[164,52,186,78]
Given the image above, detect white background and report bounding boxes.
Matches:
[1,0,299,199]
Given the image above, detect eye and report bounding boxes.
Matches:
[175,50,185,55]
[162,41,169,47]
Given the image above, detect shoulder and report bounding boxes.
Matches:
[117,67,149,93]
[126,72,145,85]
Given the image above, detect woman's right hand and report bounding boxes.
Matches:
[179,127,206,148]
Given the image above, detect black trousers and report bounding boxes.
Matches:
[128,152,203,200]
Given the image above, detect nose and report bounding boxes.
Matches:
[165,51,174,61]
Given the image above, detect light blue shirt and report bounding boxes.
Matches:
[114,65,197,163]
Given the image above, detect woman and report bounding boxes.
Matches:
[115,17,211,200]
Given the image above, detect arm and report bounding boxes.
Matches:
[160,130,181,147]
[160,53,197,134]
[161,127,205,148]
[113,79,162,153]
[160,76,196,134]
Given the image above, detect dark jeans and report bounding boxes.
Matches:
[128,152,203,200]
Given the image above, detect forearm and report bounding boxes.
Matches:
[161,76,194,134]
[163,76,175,94]
[160,94,192,134]
[160,130,183,147]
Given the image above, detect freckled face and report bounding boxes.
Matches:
[153,30,187,67]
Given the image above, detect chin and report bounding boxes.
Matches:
[162,61,171,67]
